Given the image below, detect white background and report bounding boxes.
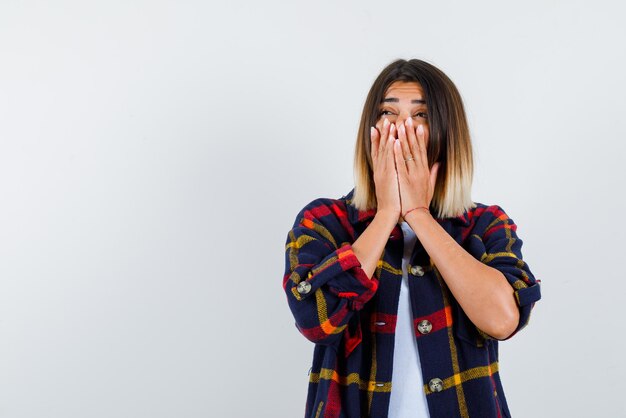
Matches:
[1,1,624,417]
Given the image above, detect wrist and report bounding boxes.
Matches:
[404,206,433,223]
[402,205,430,218]
[374,209,400,228]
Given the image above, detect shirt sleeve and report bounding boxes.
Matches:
[283,199,379,348]
[465,204,542,341]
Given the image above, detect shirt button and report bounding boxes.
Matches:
[428,378,444,393]
[410,265,425,276]
[297,281,312,295]
[417,319,432,334]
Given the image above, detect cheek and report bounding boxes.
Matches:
[379,115,398,124]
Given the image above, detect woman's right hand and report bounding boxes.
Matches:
[370,118,401,220]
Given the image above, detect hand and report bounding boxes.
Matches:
[393,117,440,217]
[370,118,401,219]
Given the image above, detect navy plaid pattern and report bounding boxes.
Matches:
[283,188,541,418]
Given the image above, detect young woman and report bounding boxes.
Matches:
[282,58,541,418]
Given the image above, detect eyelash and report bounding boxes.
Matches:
[379,110,428,119]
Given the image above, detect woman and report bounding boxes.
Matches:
[282,58,541,418]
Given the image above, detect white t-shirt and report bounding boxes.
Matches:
[388,221,431,417]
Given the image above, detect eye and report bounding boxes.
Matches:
[379,109,395,116]
[413,112,428,119]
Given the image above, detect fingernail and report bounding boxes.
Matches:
[370,126,375,136]
[383,118,389,127]
[418,124,424,134]
[406,118,412,126]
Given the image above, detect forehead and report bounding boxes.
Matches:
[383,81,424,98]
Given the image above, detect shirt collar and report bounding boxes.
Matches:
[343,187,471,227]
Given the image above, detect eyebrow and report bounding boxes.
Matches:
[381,98,426,104]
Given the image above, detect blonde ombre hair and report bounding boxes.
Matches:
[353,58,476,219]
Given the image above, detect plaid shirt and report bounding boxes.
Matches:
[283,188,542,418]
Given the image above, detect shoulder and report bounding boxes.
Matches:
[466,202,520,238]
[469,202,513,221]
[292,194,350,224]
[289,194,353,245]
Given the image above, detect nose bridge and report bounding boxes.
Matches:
[396,110,409,126]
[397,108,410,124]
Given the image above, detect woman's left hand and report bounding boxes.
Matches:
[393,117,440,217]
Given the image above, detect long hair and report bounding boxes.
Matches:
[352,58,476,219]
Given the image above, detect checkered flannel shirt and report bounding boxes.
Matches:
[283,188,541,418]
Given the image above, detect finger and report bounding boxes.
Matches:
[374,120,384,166]
[393,139,407,177]
[370,126,379,162]
[406,119,423,169]
[430,162,440,192]
[375,120,384,139]
[417,124,429,168]
[379,118,390,158]
[398,120,412,166]
[403,118,418,168]
[385,123,396,163]
[423,123,430,166]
